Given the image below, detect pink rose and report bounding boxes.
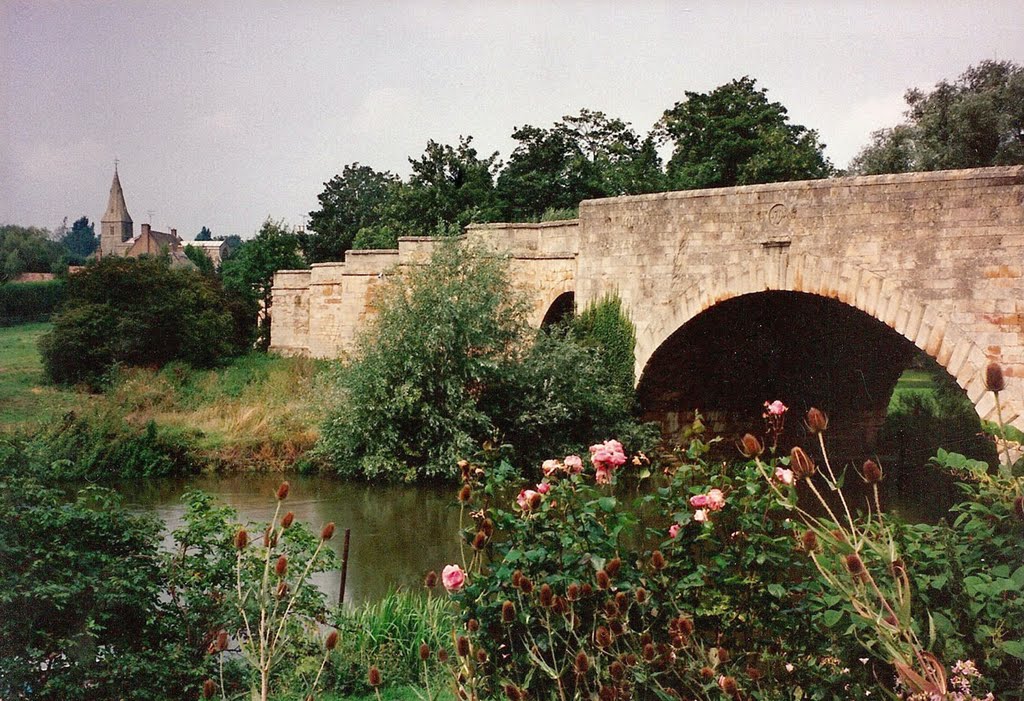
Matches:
[693,509,708,523]
[535,482,550,495]
[542,459,562,477]
[689,494,709,509]
[594,466,612,485]
[517,489,540,510]
[563,455,583,474]
[589,439,627,470]
[669,523,681,538]
[706,488,725,511]
[441,564,466,592]
[765,400,788,416]
[775,467,795,485]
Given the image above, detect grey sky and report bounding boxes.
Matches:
[2,1,1021,239]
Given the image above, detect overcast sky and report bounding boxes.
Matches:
[2,1,1022,239]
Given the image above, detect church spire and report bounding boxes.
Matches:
[99,163,134,257]
[103,163,132,225]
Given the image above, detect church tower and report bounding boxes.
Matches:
[99,165,133,257]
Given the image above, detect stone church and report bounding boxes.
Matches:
[98,166,193,266]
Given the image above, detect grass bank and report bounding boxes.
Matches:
[0,322,328,471]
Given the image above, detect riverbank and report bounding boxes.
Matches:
[0,322,328,471]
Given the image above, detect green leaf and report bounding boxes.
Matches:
[597,496,617,513]
[1001,640,1024,660]
[822,609,844,627]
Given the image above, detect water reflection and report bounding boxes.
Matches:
[115,475,462,607]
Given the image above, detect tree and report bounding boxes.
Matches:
[39,256,254,387]
[183,244,216,275]
[220,219,306,349]
[851,60,1024,174]
[304,164,403,261]
[400,136,503,233]
[496,109,664,221]
[0,224,64,281]
[195,226,213,241]
[657,76,833,190]
[62,216,98,260]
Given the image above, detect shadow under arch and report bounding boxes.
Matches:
[540,291,575,328]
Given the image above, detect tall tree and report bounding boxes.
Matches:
[657,77,832,189]
[220,219,306,349]
[62,216,98,260]
[851,60,1024,174]
[195,226,213,241]
[400,136,502,233]
[305,164,403,262]
[0,224,64,281]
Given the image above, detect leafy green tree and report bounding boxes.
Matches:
[195,225,213,241]
[657,76,833,189]
[39,256,254,387]
[305,164,403,261]
[851,60,1024,174]
[0,224,64,281]
[184,243,216,275]
[61,216,98,260]
[400,136,503,233]
[496,109,663,221]
[221,219,306,349]
[351,223,399,250]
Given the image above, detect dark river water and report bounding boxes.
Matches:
[115,474,462,608]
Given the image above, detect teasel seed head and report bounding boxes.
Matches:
[419,643,431,661]
[596,569,610,590]
[276,481,290,500]
[456,635,470,658]
[539,583,553,607]
[501,600,516,624]
[650,550,666,570]
[467,618,479,632]
[789,446,816,478]
[605,557,622,577]
[985,362,1006,393]
[234,528,248,550]
[806,407,828,434]
[862,459,883,484]
[325,630,339,651]
[635,587,647,604]
[281,511,294,529]
[203,678,216,699]
[596,625,613,648]
[845,553,866,579]
[275,554,287,578]
[472,531,487,550]
[368,665,382,687]
[801,530,819,553]
[424,570,438,588]
[574,650,589,676]
[320,522,335,541]
[738,432,764,458]
[216,629,228,652]
[458,484,472,503]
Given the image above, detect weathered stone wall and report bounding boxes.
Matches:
[270,166,1024,435]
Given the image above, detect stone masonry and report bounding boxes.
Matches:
[271,166,1024,437]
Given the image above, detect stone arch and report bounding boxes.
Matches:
[540,291,575,328]
[528,279,576,329]
[634,252,1019,430]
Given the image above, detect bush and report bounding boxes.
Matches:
[0,279,65,325]
[38,256,255,388]
[317,242,653,481]
[570,295,637,396]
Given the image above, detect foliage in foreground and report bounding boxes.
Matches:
[39,255,255,388]
[431,405,1021,699]
[317,242,651,481]
[0,279,65,325]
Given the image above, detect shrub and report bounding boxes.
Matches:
[38,256,255,388]
[570,295,637,396]
[0,279,65,325]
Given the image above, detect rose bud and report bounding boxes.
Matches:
[985,362,1006,393]
[789,446,816,478]
[275,554,287,577]
[501,600,516,623]
[325,630,339,650]
[738,433,764,458]
[424,570,438,588]
[234,528,248,550]
[281,511,294,529]
[862,459,883,484]
[203,679,216,699]
[276,481,290,500]
[368,665,382,687]
[321,522,336,541]
[806,407,828,434]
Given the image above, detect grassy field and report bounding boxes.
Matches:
[0,322,330,470]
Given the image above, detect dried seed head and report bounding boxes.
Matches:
[580,583,593,596]
[276,481,290,500]
[567,582,580,601]
[718,675,739,695]
[419,643,431,661]
[264,526,277,548]
[325,630,339,651]
[281,511,294,529]
[456,635,470,658]
[574,651,590,676]
[747,665,762,681]
[501,600,516,623]
[599,685,616,701]
[801,530,819,553]
[675,615,694,638]
[458,484,472,503]
[481,518,494,537]
[717,647,730,663]
[890,558,907,581]
[276,581,288,599]
[862,459,883,484]
[806,407,828,434]
[614,591,627,609]
[609,660,625,681]
[844,554,866,577]
[234,528,248,550]
[596,625,613,648]
[651,550,666,570]
[642,643,656,661]
[467,618,479,632]
[639,632,652,646]
[321,522,335,541]
[985,362,1006,393]
[609,620,624,636]
[596,569,611,590]
[275,554,287,578]
[437,648,449,663]
[476,648,488,664]
[624,653,638,667]
[738,433,764,458]
[789,446,816,478]
[519,577,534,595]
[424,570,438,588]
[472,531,487,550]
[368,665,382,687]
[203,678,216,699]
[511,569,523,588]
[605,557,622,577]
[635,587,647,604]
[700,666,714,680]
[504,684,522,701]
[604,599,619,618]
[539,583,553,607]
[216,630,228,652]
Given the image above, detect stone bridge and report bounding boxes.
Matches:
[271,166,1024,454]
